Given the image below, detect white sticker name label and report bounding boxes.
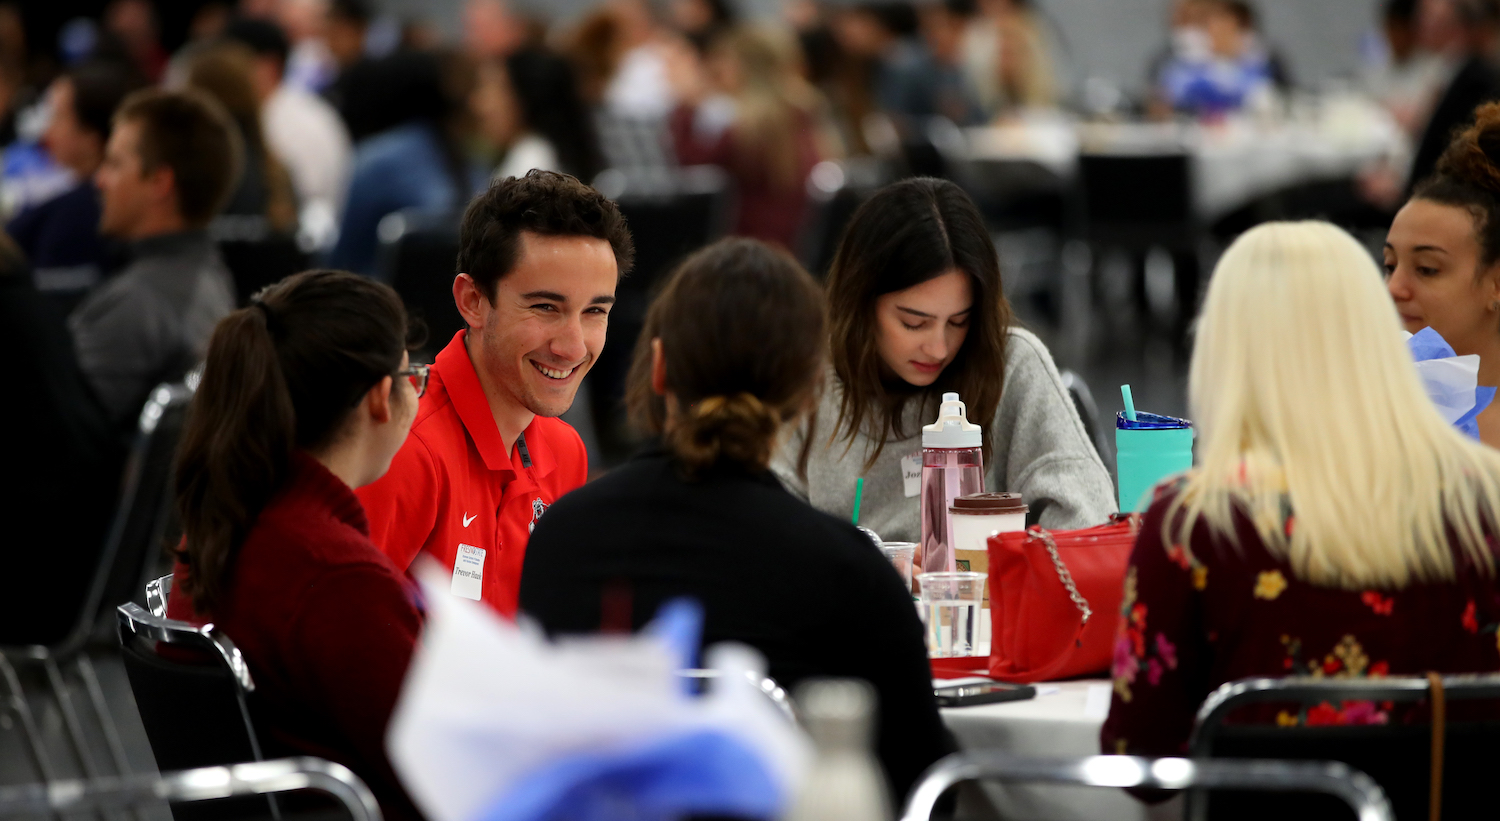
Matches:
[901,453,922,498]
[451,543,485,601]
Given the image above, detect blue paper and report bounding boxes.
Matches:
[642,597,703,678]
[1407,327,1495,440]
[475,731,782,821]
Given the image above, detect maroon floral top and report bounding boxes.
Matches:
[1100,481,1500,757]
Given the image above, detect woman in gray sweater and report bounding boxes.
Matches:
[772,177,1115,545]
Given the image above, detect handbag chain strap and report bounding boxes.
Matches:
[1034,530,1093,625]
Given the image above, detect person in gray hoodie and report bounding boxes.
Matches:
[772,177,1115,552]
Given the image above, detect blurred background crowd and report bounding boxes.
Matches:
[4,0,1498,463]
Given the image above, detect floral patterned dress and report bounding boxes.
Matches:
[1100,482,1500,757]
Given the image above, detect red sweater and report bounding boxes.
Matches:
[168,454,424,821]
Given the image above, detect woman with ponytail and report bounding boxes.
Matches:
[520,238,952,805]
[167,270,426,821]
[1387,101,1500,447]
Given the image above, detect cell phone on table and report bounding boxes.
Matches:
[934,681,1036,707]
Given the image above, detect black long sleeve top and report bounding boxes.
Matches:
[519,444,955,805]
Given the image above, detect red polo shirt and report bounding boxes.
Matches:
[357,330,589,616]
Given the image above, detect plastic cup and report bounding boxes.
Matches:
[916,571,986,658]
[880,542,916,591]
[1115,411,1194,512]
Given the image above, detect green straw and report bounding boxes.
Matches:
[853,477,864,525]
[1121,384,1138,422]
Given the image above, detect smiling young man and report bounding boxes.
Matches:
[357,170,632,615]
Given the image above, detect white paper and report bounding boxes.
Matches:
[1413,354,1482,424]
[388,567,811,821]
[450,544,485,601]
[900,453,922,498]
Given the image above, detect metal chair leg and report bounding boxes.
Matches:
[0,654,58,783]
[44,656,103,780]
[77,654,131,776]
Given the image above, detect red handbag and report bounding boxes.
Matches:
[931,515,1137,682]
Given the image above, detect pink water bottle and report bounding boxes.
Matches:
[920,392,985,573]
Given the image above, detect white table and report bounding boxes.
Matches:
[959,98,1405,223]
[937,679,1182,821]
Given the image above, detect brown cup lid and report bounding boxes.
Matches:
[950,492,1028,515]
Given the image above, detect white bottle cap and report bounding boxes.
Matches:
[922,392,982,448]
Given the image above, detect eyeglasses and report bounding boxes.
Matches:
[397,364,430,398]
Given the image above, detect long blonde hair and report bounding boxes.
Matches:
[1171,220,1500,588]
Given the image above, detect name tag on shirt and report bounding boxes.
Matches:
[901,453,922,498]
[451,544,485,601]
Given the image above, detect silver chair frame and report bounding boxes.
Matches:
[900,752,1393,821]
[1190,673,1500,753]
[675,668,796,724]
[145,574,173,619]
[0,757,380,821]
[1185,673,1500,821]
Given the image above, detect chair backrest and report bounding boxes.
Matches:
[1189,674,1500,821]
[14,382,197,658]
[1059,369,1108,465]
[0,757,380,821]
[96,383,195,633]
[216,235,310,307]
[1078,153,1194,247]
[899,752,1393,821]
[377,210,465,360]
[115,602,263,772]
[592,165,733,303]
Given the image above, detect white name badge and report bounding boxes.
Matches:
[901,453,922,498]
[451,544,485,601]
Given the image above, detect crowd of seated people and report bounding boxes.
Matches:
[11,1,1500,818]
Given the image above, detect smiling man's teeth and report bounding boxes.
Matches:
[533,362,575,380]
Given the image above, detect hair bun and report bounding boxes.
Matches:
[1437,101,1500,194]
[671,392,782,476]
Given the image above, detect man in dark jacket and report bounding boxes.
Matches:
[69,88,240,431]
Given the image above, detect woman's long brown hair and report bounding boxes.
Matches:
[821,177,1011,469]
[174,270,417,613]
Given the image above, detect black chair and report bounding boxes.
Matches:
[1188,674,1500,821]
[797,157,890,280]
[0,758,380,821]
[899,752,1393,821]
[1077,151,1201,330]
[219,236,310,307]
[0,380,194,787]
[116,602,275,821]
[1059,369,1109,467]
[588,166,733,460]
[377,210,465,361]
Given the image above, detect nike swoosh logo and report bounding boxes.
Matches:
[462,513,477,527]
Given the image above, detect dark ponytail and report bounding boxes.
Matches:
[626,238,826,478]
[1414,101,1500,266]
[174,270,420,613]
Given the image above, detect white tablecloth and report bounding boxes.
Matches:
[960,98,1405,222]
[938,679,1182,821]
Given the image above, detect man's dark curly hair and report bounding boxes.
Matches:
[457,169,634,300]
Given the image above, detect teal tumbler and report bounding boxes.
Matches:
[1115,411,1194,513]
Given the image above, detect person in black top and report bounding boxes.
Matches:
[1407,0,1500,194]
[519,237,953,806]
[0,231,122,645]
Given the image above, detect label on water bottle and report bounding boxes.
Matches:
[901,452,922,498]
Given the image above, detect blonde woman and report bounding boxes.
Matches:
[1101,221,1500,758]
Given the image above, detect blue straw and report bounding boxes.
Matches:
[1121,384,1138,422]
